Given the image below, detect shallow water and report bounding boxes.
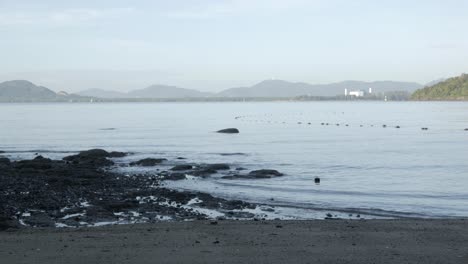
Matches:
[1,101,467,218]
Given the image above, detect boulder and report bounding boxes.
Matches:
[0,215,19,231]
[0,157,10,165]
[108,151,126,158]
[23,212,55,228]
[204,163,230,170]
[130,158,167,167]
[217,128,239,134]
[63,149,115,167]
[248,169,283,178]
[164,173,187,181]
[170,165,193,171]
[222,169,283,180]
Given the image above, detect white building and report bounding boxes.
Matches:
[348,90,364,97]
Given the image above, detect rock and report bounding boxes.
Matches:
[464,128,468,131]
[23,212,55,227]
[314,177,320,184]
[108,151,126,158]
[0,157,10,165]
[102,200,139,211]
[164,173,186,181]
[0,215,19,231]
[395,126,400,128]
[248,169,283,178]
[421,127,429,130]
[170,165,193,171]
[0,150,5,153]
[382,125,387,128]
[189,168,217,177]
[216,128,239,134]
[130,158,167,167]
[63,149,115,167]
[204,164,230,170]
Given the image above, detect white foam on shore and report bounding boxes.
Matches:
[62,213,85,220]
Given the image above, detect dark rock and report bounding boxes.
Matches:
[63,149,114,167]
[216,128,239,134]
[102,200,139,211]
[0,150,4,153]
[222,170,283,180]
[219,153,246,156]
[421,127,429,130]
[189,168,217,177]
[109,151,126,158]
[204,164,230,170]
[248,169,283,178]
[130,158,167,167]
[382,125,387,128]
[0,215,19,231]
[0,157,10,165]
[23,212,55,227]
[314,177,320,184]
[395,126,400,128]
[210,220,218,225]
[464,128,468,131]
[171,165,193,171]
[164,173,186,181]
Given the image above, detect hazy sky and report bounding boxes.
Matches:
[1,0,467,92]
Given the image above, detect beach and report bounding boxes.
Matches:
[1,219,467,264]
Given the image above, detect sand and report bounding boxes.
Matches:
[1,219,467,264]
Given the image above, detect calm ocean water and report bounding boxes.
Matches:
[1,102,467,218]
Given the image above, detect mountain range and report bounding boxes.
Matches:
[76,80,423,99]
[0,79,432,101]
[0,80,88,102]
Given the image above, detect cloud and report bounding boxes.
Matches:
[0,7,134,27]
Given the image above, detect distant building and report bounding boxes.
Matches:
[344,88,371,97]
[348,90,365,97]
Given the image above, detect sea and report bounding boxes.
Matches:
[1,101,467,219]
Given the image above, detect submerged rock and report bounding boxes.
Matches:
[130,158,167,167]
[204,164,230,170]
[248,169,283,178]
[222,169,284,180]
[171,165,193,171]
[216,128,239,134]
[164,173,187,181]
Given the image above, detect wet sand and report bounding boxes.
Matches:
[1,219,467,264]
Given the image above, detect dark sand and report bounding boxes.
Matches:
[1,219,467,264]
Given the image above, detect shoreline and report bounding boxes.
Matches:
[0,148,465,230]
[1,219,467,263]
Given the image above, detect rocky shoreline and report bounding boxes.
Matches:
[0,149,284,230]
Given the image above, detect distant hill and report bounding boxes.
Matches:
[0,80,89,102]
[77,88,127,98]
[128,85,212,98]
[218,80,422,97]
[412,74,468,100]
[77,85,212,99]
[0,80,57,100]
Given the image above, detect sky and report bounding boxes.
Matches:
[0,0,467,92]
